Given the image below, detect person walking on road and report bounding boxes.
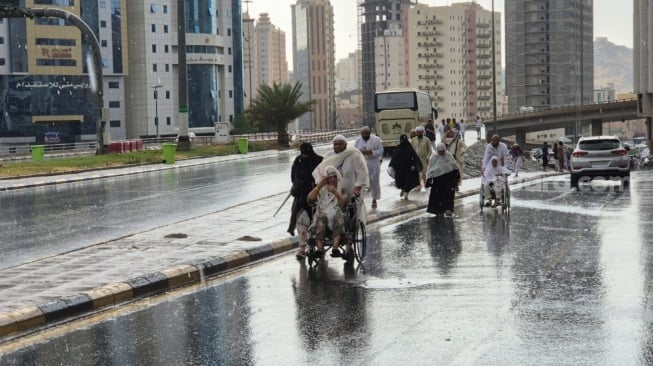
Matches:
[313,135,370,227]
[389,134,422,200]
[354,126,384,209]
[556,142,565,172]
[482,134,510,172]
[542,142,550,171]
[475,116,483,141]
[438,119,447,142]
[288,143,323,258]
[426,143,460,216]
[458,119,466,141]
[510,143,524,177]
[443,129,467,191]
[411,125,432,189]
[424,119,437,150]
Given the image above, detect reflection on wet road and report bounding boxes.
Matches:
[2,171,653,365]
[0,154,296,270]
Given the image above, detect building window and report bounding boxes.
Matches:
[150,4,157,13]
[101,40,107,47]
[166,90,170,99]
[163,5,168,14]
[164,25,169,33]
[152,44,157,53]
[164,45,169,53]
[228,65,232,73]
[108,82,120,89]
[151,24,156,32]
[109,101,120,108]
[166,117,171,125]
[165,64,169,72]
[0,59,5,66]
[100,20,107,28]
[229,90,233,98]
[153,63,157,72]
[109,120,121,128]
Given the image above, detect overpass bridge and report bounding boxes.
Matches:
[484,99,640,145]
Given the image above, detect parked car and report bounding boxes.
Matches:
[569,136,630,189]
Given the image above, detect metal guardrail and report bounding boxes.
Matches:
[0,129,362,161]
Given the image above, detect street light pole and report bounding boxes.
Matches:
[491,0,497,138]
[152,85,162,139]
[244,0,254,108]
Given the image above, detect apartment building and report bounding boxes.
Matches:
[505,0,594,112]
[405,2,502,122]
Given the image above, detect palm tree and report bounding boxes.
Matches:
[246,81,315,145]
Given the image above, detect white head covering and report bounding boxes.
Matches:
[361,126,371,133]
[436,142,446,151]
[332,134,347,142]
[416,126,425,132]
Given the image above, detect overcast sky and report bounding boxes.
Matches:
[246,0,634,68]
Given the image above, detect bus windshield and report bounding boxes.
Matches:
[375,92,417,111]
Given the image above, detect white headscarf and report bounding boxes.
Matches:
[426,149,459,179]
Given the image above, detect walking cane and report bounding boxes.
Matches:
[273,190,292,217]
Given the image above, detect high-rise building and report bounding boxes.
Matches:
[0,1,128,144]
[505,0,593,112]
[126,1,238,138]
[336,51,360,94]
[406,2,502,122]
[291,0,335,131]
[358,0,413,128]
[254,13,288,97]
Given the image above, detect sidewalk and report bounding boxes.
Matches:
[0,150,561,339]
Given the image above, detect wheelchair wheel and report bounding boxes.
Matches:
[353,221,367,264]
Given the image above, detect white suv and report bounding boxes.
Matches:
[569,136,630,189]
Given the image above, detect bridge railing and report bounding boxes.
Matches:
[495,98,639,119]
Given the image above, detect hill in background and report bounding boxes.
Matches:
[595,37,633,94]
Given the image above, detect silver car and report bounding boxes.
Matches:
[569,136,630,189]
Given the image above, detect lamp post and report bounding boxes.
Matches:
[244,0,254,108]
[491,0,497,138]
[152,85,162,139]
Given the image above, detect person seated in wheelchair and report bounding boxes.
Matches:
[483,156,511,207]
[306,166,349,258]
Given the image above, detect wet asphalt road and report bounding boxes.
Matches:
[2,172,652,365]
[0,154,299,270]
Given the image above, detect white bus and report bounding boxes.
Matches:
[374,88,436,153]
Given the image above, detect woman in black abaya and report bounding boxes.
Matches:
[425,142,460,216]
[388,134,423,200]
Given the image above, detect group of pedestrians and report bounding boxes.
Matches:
[288,133,371,260]
[289,125,507,259]
[389,122,466,216]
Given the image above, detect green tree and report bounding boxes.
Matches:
[245,81,315,145]
[231,113,257,135]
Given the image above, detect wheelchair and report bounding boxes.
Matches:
[304,196,367,267]
[479,175,511,213]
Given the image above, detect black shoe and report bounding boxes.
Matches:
[330,248,342,258]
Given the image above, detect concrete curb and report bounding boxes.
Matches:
[0,171,564,339]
